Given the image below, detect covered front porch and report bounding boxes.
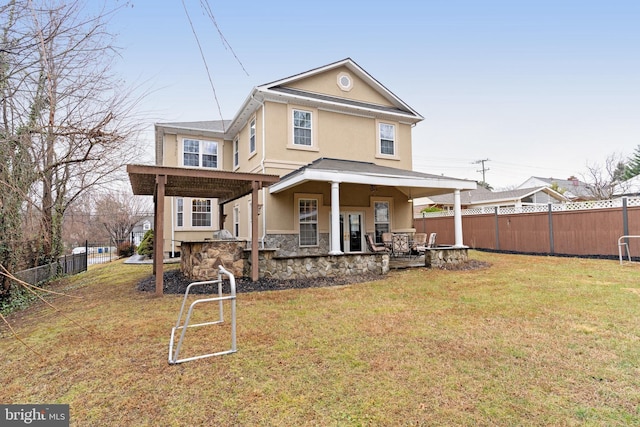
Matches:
[267,158,477,256]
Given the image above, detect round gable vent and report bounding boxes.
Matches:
[337,72,353,91]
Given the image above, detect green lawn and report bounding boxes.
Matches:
[1,251,639,426]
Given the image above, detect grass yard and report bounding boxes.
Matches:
[1,251,639,426]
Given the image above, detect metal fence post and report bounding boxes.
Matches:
[548,203,554,254]
[494,206,500,250]
[623,197,629,248]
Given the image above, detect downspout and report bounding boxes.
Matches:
[252,92,267,249]
[171,197,175,256]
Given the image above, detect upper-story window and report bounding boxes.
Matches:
[249,119,256,154]
[233,137,239,168]
[183,139,218,168]
[379,123,395,156]
[293,109,312,146]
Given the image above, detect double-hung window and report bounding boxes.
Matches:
[233,206,240,238]
[249,119,256,154]
[379,123,395,156]
[299,198,318,246]
[374,201,390,243]
[176,198,184,227]
[293,109,312,146]
[192,199,211,227]
[183,139,218,168]
[233,137,239,168]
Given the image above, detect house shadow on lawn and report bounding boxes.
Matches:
[136,259,490,295]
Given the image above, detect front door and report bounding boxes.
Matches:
[339,212,363,253]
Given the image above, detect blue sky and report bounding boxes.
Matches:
[111,0,640,189]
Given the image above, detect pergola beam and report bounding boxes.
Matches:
[127,164,279,295]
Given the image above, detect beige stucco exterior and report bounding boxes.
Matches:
[153,59,474,257]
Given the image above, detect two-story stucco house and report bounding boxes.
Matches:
[154,58,476,259]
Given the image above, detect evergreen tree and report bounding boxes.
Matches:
[623,145,640,180]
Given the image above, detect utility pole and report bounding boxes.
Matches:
[473,159,490,183]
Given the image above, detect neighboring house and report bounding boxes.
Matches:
[131,216,153,246]
[414,186,567,216]
[154,58,476,257]
[517,176,592,201]
[614,175,640,197]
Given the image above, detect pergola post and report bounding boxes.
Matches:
[251,180,260,281]
[154,175,166,296]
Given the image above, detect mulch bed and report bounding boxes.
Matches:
[136,260,490,295]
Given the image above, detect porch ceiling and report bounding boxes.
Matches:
[268,158,477,198]
[127,164,280,204]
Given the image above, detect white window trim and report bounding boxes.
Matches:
[372,198,392,244]
[191,199,212,228]
[296,194,320,247]
[233,205,240,238]
[287,105,319,152]
[233,136,239,170]
[249,118,256,156]
[181,138,221,169]
[375,120,399,160]
[176,198,184,228]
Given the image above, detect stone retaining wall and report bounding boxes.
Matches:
[425,246,468,268]
[246,250,389,280]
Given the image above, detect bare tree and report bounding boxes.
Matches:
[582,153,628,200]
[93,190,153,246]
[1,0,146,273]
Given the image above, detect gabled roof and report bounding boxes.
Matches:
[259,58,423,118]
[226,58,423,137]
[269,158,476,198]
[427,186,567,206]
[155,58,424,142]
[519,176,592,199]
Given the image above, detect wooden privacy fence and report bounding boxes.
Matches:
[414,198,640,259]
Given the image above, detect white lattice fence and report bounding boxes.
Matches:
[421,197,640,218]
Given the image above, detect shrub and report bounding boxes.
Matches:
[117,242,136,257]
[137,229,154,257]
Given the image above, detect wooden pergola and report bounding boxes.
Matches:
[127,164,280,296]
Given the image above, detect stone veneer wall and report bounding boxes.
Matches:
[180,240,389,281]
[245,250,389,280]
[425,247,468,268]
[264,233,330,257]
[180,241,247,281]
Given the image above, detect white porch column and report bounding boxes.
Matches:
[454,189,464,247]
[329,181,343,255]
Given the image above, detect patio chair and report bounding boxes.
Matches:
[412,233,428,254]
[366,234,389,253]
[382,232,393,251]
[427,232,437,249]
[392,233,411,257]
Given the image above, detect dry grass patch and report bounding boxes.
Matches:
[1,252,639,425]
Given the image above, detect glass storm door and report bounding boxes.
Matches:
[339,212,363,253]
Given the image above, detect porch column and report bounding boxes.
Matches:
[329,181,343,255]
[454,189,464,247]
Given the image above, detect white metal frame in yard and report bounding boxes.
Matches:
[168,265,237,364]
